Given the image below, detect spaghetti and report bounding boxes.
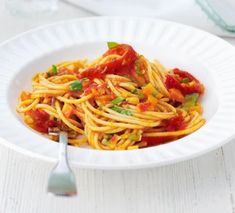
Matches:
[16,42,205,150]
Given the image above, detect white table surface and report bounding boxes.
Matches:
[1,1,235,213]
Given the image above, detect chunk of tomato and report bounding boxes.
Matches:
[26,109,57,133]
[79,44,138,80]
[141,136,175,147]
[165,73,204,95]
[163,114,186,131]
[137,102,153,112]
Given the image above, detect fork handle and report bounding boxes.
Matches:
[58,131,70,171]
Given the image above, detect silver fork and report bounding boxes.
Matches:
[47,131,77,196]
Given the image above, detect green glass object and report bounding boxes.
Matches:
[196,0,235,33]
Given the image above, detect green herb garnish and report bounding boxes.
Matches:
[181,93,199,110]
[132,89,138,93]
[107,41,119,49]
[151,91,158,97]
[110,106,132,116]
[101,138,109,145]
[181,78,190,83]
[69,80,82,91]
[51,65,58,75]
[111,97,125,105]
[132,89,145,99]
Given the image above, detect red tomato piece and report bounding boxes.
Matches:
[165,73,204,95]
[47,120,57,127]
[27,109,57,133]
[34,123,48,133]
[103,44,137,65]
[137,102,153,112]
[79,44,138,80]
[141,136,175,147]
[181,83,204,94]
[165,74,182,91]
[163,114,186,131]
[173,68,199,83]
[28,109,49,122]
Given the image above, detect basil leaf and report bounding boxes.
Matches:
[132,89,145,99]
[111,97,125,105]
[151,91,158,97]
[51,65,58,75]
[110,106,132,116]
[107,41,119,49]
[101,138,109,145]
[181,78,190,83]
[69,80,82,91]
[181,93,199,110]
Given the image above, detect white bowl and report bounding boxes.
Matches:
[0,17,235,170]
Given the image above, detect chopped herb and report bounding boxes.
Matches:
[107,41,119,49]
[110,106,132,116]
[132,89,145,99]
[101,138,109,145]
[139,93,145,100]
[103,135,111,140]
[51,65,58,75]
[111,97,125,105]
[69,80,82,91]
[151,91,158,97]
[132,89,138,93]
[181,78,190,83]
[181,93,199,110]
[185,93,199,104]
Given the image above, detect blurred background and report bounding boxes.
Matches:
[1,0,235,43]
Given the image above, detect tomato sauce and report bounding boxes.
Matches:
[163,114,186,131]
[27,109,57,133]
[78,44,138,80]
[165,68,204,95]
[141,136,176,147]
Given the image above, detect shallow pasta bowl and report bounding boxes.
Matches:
[0,17,235,170]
